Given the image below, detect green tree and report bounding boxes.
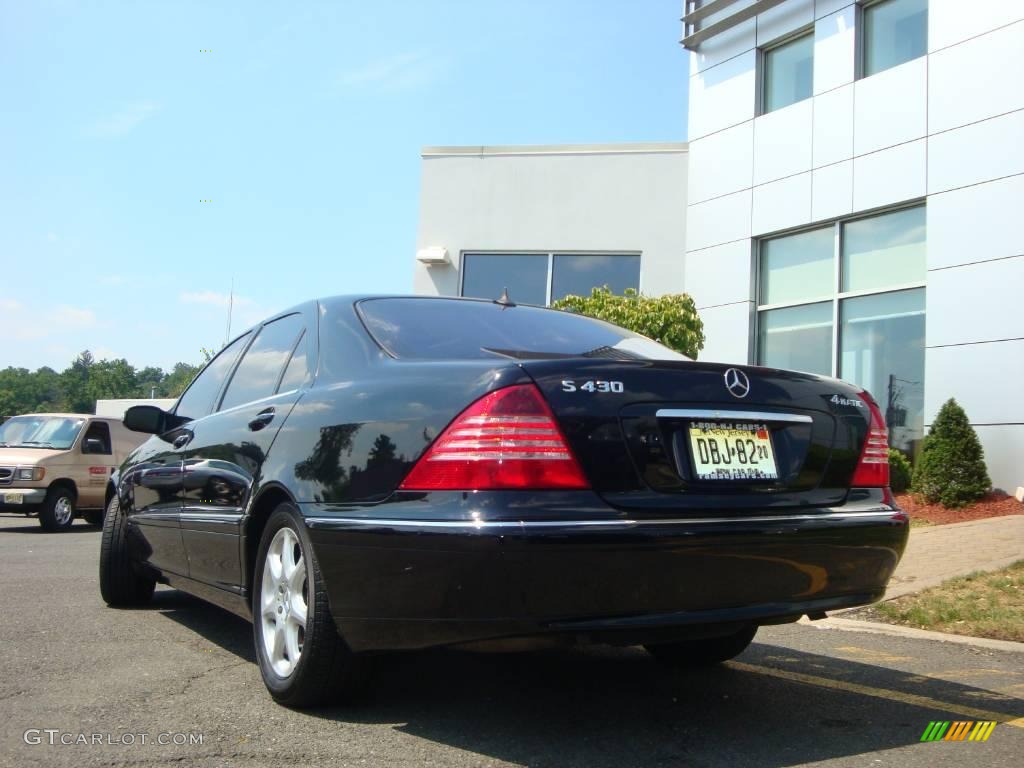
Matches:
[551,287,705,359]
[87,358,138,402]
[134,366,166,398]
[60,351,95,413]
[912,398,991,507]
[163,362,200,398]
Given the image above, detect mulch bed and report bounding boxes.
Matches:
[894,491,1023,525]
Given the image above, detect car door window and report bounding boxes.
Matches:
[82,421,111,454]
[277,330,308,393]
[175,332,252,422]
[219,314,305,411]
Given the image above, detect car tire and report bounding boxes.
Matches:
[253,503,367,708]
[83,508,105,527]
[644,625,758,667]
[39,485,76,532]
[99,495,156,606]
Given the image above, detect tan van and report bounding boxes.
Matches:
[0,414,146,531]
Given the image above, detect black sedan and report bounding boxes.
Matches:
[99,295,908,707]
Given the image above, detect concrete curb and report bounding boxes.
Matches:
[798,615,1024,653]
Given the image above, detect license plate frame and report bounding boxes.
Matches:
[4,493,24,505]
[687,421,779,481]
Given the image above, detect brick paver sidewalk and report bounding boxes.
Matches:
[883,515,1024,600]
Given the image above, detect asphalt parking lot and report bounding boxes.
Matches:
[1,514,1021,768]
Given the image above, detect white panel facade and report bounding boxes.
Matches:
[925,258,1024,347]
[686,189,752,252]
[929,0,1024,52]
[928,21,1024,134]
[811,160,853,220]
[813,4,855,94]
[812,84,854,167]
[852,139,926,211]
[695,302,753,364]
[852,57,928,156]
[753,99,813,185]
[925,340,1024,425]
[685,240,753,309]
[752,172,812,235]
[681,0,1024,489]
[928,110,1024,194]
[927,175,1024,270]
[688,121,754,204]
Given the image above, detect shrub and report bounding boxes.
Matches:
[888,448,912,493]
[552,287,705,359]
[912,398,991,507]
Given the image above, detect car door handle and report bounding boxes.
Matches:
[172,433,193,449]
[248,407,276,432]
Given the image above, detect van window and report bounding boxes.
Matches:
[82,421,112,454]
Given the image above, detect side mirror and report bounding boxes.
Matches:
[83,438,106,454]
[123,405,167,434]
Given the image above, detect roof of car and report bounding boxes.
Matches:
[11,413,103,420]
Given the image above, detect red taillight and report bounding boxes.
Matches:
[850,392,890,488]
[399,384,590,491]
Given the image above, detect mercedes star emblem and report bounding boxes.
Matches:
[724,368,750,399]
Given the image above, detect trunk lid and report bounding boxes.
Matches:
[521,358,873,514]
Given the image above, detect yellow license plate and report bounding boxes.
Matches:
[4,493,24,505]
[688,422,778,481]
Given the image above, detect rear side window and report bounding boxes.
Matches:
[357,298,689,362]
[176,332,252,421]
[220,314,305,410]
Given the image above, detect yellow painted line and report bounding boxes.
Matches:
[836,645,913,663]
[727,661,1024,729]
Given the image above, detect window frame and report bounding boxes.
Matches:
[753,201,926,378]
[173,330,255,422]
[757,27,815,116]
[458,250,643,306]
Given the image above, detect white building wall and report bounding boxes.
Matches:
[414,144,688,299]
[685,0,1024,490]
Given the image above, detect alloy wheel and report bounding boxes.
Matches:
[260,527,308,678]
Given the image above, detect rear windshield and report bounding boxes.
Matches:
[357,297,690,362]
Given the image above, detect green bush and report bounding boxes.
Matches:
[552,287,705,359]
[912,398,991,508]
[888,448,912,493]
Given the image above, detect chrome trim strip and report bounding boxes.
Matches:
[655,408,813,424]
[304,509,896,530]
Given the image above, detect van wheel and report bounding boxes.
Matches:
[83,509,105,526]
[644,625,758,667]
[253,503,368,708]
[39,486,76,532]
[99,496,155,606]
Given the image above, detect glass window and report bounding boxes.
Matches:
[763,33,813,113]
[461,254,548,306]
[551,255,641,302]
[175,332,251,421]
[357,298,690,362]
[758,302,833,376]
[842,207,926,292]
[760,227,834,305]
[220,314,305,411]
[278,330,308,393]
[840,289,925,452]
[863,0,928,77]
[0,415,86,450]
[82,421,111,454]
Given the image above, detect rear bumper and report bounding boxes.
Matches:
[303,493,909,652]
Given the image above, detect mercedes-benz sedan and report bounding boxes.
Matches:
[100,295,908,707]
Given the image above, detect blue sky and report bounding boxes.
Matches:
[1,0,688,372]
